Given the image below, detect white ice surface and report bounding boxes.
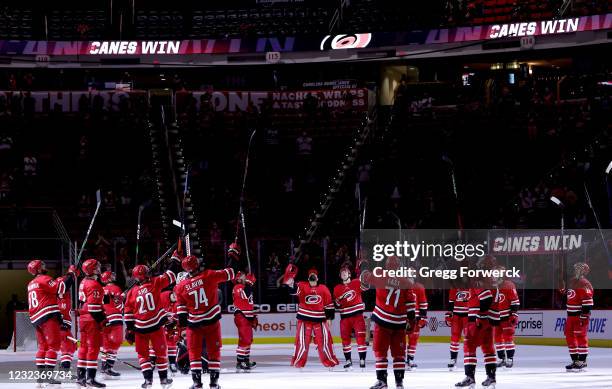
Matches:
[1,343,611,388]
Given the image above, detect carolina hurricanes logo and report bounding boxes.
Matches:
[340,290,356,302]
[305,295,322,305]
[456,291,471,301]
[320,33,372,50]
[567,289,576,299]
[496,293,506,303]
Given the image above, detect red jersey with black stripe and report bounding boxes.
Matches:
[413,282,428,318]
[232,283,255,319]
[467,288,493,321]
[78,278,104,322]
[56,276,72,328]
[292,282,334,322]
[372,288,416,329]
[448,288,470,316]
[27,274,65,326]
[566,277,594,316]
[333,279,366,319]
[497,280,520,319]
[160,289,177,322]
[124,270,176,332]
[103,283,124,326]
[175,268,235,327]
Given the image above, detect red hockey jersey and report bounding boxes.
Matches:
[292,282,334,322]
[497,280,520,319]
[333,279,366,318]
[28,274,65,326]
[413,282,428,318]
[160,289,177,322]
[175,268,235,327]
[124,270,176,332]
[448,288,470,316]
[56,276,72,328]
[232,283,255,319]
[78,278,104,322]
[371,288,416,329]
[566,277,594,316]
[467,288,493,321]
[103,283,124,326]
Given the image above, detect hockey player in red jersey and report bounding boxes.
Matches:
[563,262,594,372]
[57,273,77,372]
[77,258,107,388]
[333,265,367,370]
[455,285,496,389]
[361,257,415,389]
[284,265,339,369]
[175,255,236,389]
[159,282,180,374]
[446,285,470,370]
[232,271,258,372]
[492,266,520,368]
[124,265,176,389]
[406,279,428,370]
[100,271,123,378]
[27,259,74,387]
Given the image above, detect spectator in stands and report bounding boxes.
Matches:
[94,232,112,263]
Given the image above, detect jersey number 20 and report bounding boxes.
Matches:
[136,293,156,313]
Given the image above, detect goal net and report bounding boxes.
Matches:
[9,310,37,352]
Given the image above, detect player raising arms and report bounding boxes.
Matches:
[175,255,237,389]
[283,265,339,370]
[361,257,415,389]
[27,259,75,388]
[333,265,367,370]
[100,271,124,379]
[493,266,520,368]
[232,271,258,372]
[563,262,594,372]
[124,265,176,389]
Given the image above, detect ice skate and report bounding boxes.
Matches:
[565,361,579,372]
[247,361,257,369]
[360,359,366,370]
[141,378,153,389]
[103,366,121,379]
[481,376,496,389]
[160,377,173,389]
[496,359,506,368]
[169,362,178,375]
[86,378,106,388]
[85,369,106,388]
[448,358,457,371]
[236,361,251,372]
[343,360,353,371]
[369,380,388,389]
[505,358,513,368]
[455,376,476,388]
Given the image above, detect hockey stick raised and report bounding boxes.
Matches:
[76,189,102,267]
